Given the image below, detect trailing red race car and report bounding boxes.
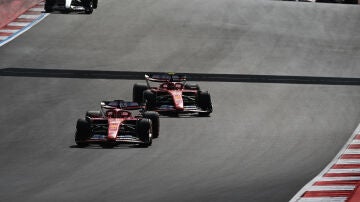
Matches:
[75,100,159,148]
[133,73,213,116]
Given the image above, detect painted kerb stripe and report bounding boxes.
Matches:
[290,124,360,201]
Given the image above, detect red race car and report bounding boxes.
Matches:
[75,100,159,148]
[133,73,213,116]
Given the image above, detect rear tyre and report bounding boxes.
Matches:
[44,0,55,12]
[143,111,160,138]
[184,83,200,91]
[75,118,91,147]
[86,111,102,118]
[198,91,212,117]
[143,90,156,110]
[83,0,93,14]
[136,119,152,147]
[93,0,98,8]
[343,0,358,4]
[133,83,148,103]
[84,8,93,14]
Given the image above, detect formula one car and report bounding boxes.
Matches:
[45,0,98,14]
[133,73,213,116]
[75,100,159,148]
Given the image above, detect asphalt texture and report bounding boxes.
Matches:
[0,0,360,201]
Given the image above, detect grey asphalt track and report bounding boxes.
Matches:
[0,0,360,201]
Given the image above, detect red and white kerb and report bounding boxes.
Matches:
[291,125,360,202]
[0,2,48,47]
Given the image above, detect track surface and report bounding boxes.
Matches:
[1,0,360,201]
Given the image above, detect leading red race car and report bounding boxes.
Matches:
[133,73,213,116]
[75,100,159,148]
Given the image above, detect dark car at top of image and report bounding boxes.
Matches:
[45,0,98,14]
[283,0,358,3]
[75,100,159,148]
[133,73,213,117]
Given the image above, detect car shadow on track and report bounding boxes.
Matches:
[160,115,212,119]
[43,11,90,15]
[69,144,149,149]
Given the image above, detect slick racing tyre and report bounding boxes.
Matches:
[133,83,148,104]
[143,111,160,138]
[136,119,152,147]
[83,0,94,14]
[184,83,200,91]
[85,111,102,118]
[198,91,213,117]
[143,90,156,110]
[75,118,91,147]
[44,0,55,12]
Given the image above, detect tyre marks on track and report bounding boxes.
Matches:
[1,68,360,86]
[0,2,48,47]
[291,124,360,202]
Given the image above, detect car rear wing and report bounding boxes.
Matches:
[101,100,144,110]
[145,73,186,82]
[145,73,187,88]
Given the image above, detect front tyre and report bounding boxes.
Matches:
[44,0,55,12]
[133,83,148,104]
[93,0,98,8]
[143,90,156,110]
[83,0,93,14]
[75,118,91,147]
[184,83,200,91]
[143,111,160,138]
[136,119,152,147]
[85,110,102,118]
[198,91,213,117]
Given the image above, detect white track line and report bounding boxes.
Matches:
[336,159,360,164]
[344,149,360,154]
[0,30,18,33]
[18,15,40,19]
[328,169,360,173]
[297,198,347,202]
[306,185,355,191]
[29,8,44,12]
[320,177,360,181]
[7,22,31,26]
